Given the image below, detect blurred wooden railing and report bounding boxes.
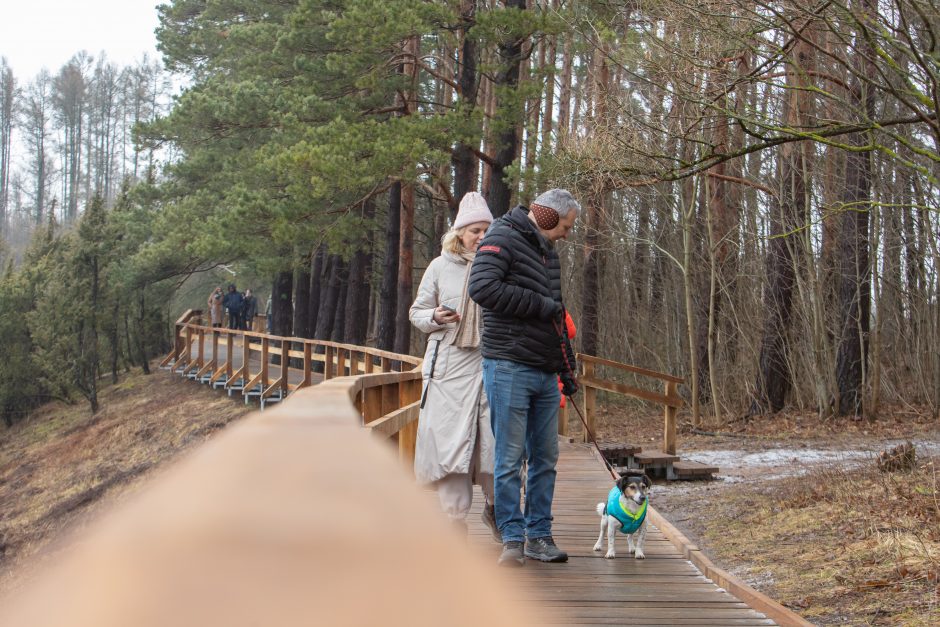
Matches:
[0,365,531,627]
[567,353,684,455]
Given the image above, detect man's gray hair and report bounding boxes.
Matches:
[533,188,581,217]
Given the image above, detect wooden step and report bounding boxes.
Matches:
[634,451,679,465]
[595,442,642,467]
[672,460,719,478]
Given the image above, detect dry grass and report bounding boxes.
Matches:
[0,366,254,593]
[702,459,940,625]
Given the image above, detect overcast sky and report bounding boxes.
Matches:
[1,1,162,79]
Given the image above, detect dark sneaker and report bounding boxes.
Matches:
[481,505,501,543]
[497,541,525,567]
[525,536,568,563]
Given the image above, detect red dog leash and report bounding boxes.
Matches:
[553,314,619,481]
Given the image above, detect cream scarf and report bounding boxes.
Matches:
[450,251,482,349]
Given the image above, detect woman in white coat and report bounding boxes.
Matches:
[409,192,499,540]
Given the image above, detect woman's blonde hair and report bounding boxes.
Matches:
[441,227,469,255]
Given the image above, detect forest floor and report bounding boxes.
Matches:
[2,371,938,625]
[568,399,940,626]
[0,366,254,595]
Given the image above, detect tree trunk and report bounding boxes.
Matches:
[377,183,400,350]
[271,270,293,337]
[394,181,414,356]
[315,255,344,341]
[749,29,815,416]
[487,0,527,217]
[331,276,349,344]
[450,0,479,219]
[292,253,312,339]
[307,245,327,338]
[834,0,876,417]
[137,289,150,375]
[345,201,375,346]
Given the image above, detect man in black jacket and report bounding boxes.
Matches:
[468,189,580,567]
[222,284,244,330]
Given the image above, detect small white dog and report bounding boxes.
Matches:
[593,474,651,559]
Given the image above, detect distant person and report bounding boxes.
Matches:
[468,188,580,567]
[222,284,244,330]
[242,288,258,331]
[207,286,224,328]
[409,192,499,540]
[265,294,272,333]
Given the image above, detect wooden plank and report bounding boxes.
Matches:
[225,333,234,378]
[579,375,681,408]
[209,365,228,384]
[672,460,719,477]
[577,353,684,384]
[224,365,246,389]
[635,451,679,464]
[337,348,348,378]
[367,401,419,438]
[260,337,270,390]
[325,346,335,380]
[279,339,289,394]
[242,371,264,395]
[461,442,792,626]
[361,386,384,424]
[262,377,284,399]
[302,343,312,388]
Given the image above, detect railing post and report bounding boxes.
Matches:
[184,326,193,368]
[261,337,270,389]
[325,346,335,380]
[197,329,205,369]
[302,343,312,388]
[174,323,184,362]
[398,377,421,468]
[225,333,234,378]
[337,348,348,378]
[663,380,678,455]
[558,402,570,437]
[241,331,251,387]
[581,361,596,443]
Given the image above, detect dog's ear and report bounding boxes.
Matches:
[615,475,631,493]
[641,474,652,489]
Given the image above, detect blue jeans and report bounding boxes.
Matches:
[482,358,560,543]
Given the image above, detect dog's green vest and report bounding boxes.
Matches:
[606,486,648,534]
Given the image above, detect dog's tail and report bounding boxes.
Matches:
[596,503,605,516]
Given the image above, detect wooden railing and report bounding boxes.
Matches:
[161,309,426,465]
[160,309,421,402]
[570,353,684,455]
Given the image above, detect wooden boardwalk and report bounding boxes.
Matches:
[162,316,805,625]
[466,443,778,626]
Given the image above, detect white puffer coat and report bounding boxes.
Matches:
[409,251,494,485]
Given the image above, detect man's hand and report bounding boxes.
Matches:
[560,372,578,397]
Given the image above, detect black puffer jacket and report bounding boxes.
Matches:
[468,206,576,374]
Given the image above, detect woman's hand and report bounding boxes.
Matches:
[432,306,461,324]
